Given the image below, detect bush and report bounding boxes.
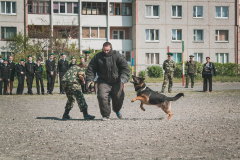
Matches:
[147,65,163,78]
[138,70,146,78]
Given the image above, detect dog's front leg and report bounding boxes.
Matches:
[140,102,145,111]
[131,96,145,103]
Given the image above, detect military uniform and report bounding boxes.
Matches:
[45,53,56,94]
[69,56,76,68]
[161,53,176,93]
[57,53,69,94]
[34,63,44,94]
[15,59,26,94]
[0,59,11,95]
[61,65,95,120]
[25,56,35,94]
[186,55,197,88]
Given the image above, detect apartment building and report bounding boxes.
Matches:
[0,0,239,75]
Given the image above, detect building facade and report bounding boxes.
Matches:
[0,0,239,75]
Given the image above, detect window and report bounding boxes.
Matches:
[113,30,125,39]
[82,2,107,15]
[145,53,159,64]
[119,51,131,62]
[145,29,159,42]
[194,53,203,63]
[215,30,228,42]
[82,27,107,38]
[1,52,12,59]
[172,5,182,18]
[53,2,78,14]
[193,6,203,18]
[215,6,228,18]
[109,3,132,16]
[1,1,16,14]
[193,29,203,42]
[1,27,16,40]
[172,29,182,41]
[28,1,50,14]
[145,5,159,17]
[216,53,229,63]
[172,53,182,63]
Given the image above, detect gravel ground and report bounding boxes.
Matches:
[0,89,240,159]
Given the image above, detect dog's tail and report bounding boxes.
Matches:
[166,93,184,101]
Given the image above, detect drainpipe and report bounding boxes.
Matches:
[235,0,239,64]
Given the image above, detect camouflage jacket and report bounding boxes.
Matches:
[163,59,176,73]
[186,61,197,74]
[61,65,86,84]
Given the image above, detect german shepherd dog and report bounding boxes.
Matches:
[130,75,184,119]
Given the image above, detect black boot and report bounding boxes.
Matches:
[62,109,71,120]
[82,109,95,120]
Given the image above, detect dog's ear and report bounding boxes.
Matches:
[140,78,145,82]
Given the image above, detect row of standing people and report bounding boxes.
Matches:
[0,53,91,95]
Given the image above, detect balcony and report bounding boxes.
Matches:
[109,39,133,50]
[109,16,132,27]
[28,14,50,25]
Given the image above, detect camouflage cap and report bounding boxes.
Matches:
[167,52,173,56]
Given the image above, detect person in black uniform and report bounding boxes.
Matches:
[45,53,56,95]
[15,59,26,95]
[25,55,35,95]
[69,56,76,68]
[0,58,11,95]
[34,58,44,95]
[7,55,15,95]
[57,53,69,94]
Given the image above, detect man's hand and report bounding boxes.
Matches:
[122,82,125,90]
[195,73,197,75]
[87,81,93,89]
[25,76,27,80]
[51,71,54,76]
[79,75,85,85]
[8,79,10,82]
[0,78,2,81]
[21,72,24,74]
[57,74,59,76]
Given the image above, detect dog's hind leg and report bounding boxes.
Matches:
[162,102,173,120]
[140,102,145,111]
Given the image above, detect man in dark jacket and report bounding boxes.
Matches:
[45,53,56,95]
[202,57,216,92]
[0,58,11,95]
[57,53,69,94]
[15,59,26,95]
[86,42,130,121]
[25,55,35,95]
[7,55,15,95]
[34,58,44,95]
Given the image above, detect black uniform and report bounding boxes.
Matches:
[34,63,44,94]
[0,64,11,95]
[8,61,15,81]
[25,62,35,94]
[57,59,69,93]
[69,63,76,68]
[45,59,56,94]
[15,63,26,94]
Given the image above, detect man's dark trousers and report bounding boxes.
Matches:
[97,78,124,117]
[17,75,24,94]
[36,74,44,94]
[47,73,55,93]
[186,73,194,88]
[0,77,8,94]
[204,74,212,92]
[59,72,66,93]
[26,74,34,94]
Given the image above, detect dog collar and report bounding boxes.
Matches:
[136,83,147,92]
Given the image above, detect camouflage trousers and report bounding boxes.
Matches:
[61,81,88,112]
[186,73,194,88]
[161,72,173,92]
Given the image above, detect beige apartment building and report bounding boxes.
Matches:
[0,0,239,75]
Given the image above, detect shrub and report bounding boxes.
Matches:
[147,65,163,78]
[138,70,146,78]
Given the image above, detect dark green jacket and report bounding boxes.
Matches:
[186,61,197,74]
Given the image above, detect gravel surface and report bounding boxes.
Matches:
[0,89,240,159]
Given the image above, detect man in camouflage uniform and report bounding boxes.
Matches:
[161,52,176,93]
[61,63,95,120]
[185,55,197,88]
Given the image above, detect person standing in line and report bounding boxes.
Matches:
[7,55,15,95]
[0,58,11,95]
[202,57,216,93]
[45,53,56,95]
[57,53,69,94]
[15,59,26,95]
[34,58,45,95]
[161,52,176,93]
[25,55,35,95]
[84,51,91,67]
[86,42,130,121]
[79,55,87,93]
[69,56,76,68]
[0,56,3,65]
[185,55,197,88]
